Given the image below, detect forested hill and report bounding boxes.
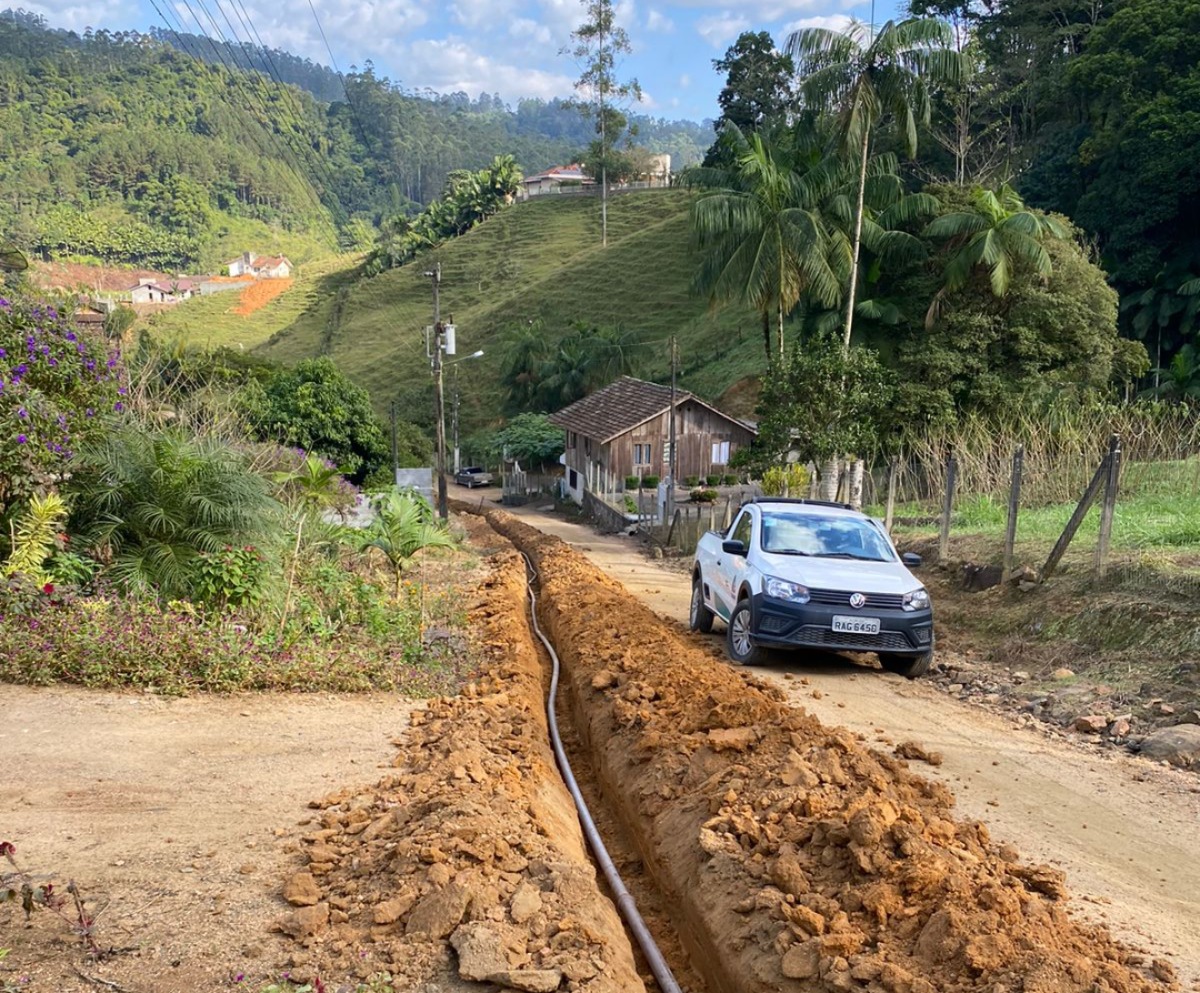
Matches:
[0,10,710,272]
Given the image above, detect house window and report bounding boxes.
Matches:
[568,431,577,449]
[569,469,578,489]
[633,443,652,466]
[584,437,591,456]
[711,441,731,465]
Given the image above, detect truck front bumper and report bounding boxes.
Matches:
[748,593,933,656]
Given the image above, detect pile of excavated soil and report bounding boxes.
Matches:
[483,508,1178,993]
[276,524,644,993]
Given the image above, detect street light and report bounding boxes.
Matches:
[447,350,484,475]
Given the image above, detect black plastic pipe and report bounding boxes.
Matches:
[521,554,684,993]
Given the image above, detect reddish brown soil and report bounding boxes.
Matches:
[275,516,644,991]
[233,278,294,316]
[482,507,1178,993]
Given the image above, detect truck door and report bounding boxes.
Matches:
[713,509,753,618]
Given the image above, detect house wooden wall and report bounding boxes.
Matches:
[563,399,754,487]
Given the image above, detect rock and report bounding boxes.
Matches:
[1012,671,1031,682]
[1051,668,1075,681]
[590,670,617,691]
[373,890,417,925]
[280,902,329,940]
[283,872,321,907]
[509,880,543,924]
[1176,710,1200,726]
[961,563,1003,592]
[781,939,821,979]
[488,968,564,992]
[707,726,758,752]
[1073,715,1108,734]
[450,923,510,981]
[1157,702,1176,716]
[406,884,470,938]
[1018,580,1039,592]
[1108,717,1132,739]
[1136,726,1200,768]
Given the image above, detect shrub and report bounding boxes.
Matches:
[0,592,467,696]
[684,475,700,487]
[70,427,279,599]
[0,297,124,517]
[705,474,720,487]
[761,463,810,497]
[723,473,740,486]
[691,488,719,503]
[623,494,637,513]
[642,474,660,488]
[625,475,639,490]
[361,491,455,598]
[194,544,268,609]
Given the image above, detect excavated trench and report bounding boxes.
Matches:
[275,508,1179,993]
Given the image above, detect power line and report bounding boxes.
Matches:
[199,0,347,221]
[165,0,341,239]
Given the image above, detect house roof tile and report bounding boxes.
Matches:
[549,376,754,443]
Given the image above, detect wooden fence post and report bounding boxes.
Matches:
[939,455,958,562]
[1003,445,1024,579]
[666,507,682,546]
[1042,448,1110,580]
[1095,434,1122,579]
[884,459,898,534]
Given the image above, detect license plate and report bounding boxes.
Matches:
[832,615,881,635]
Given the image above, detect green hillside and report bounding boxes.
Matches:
[257,191,763,429]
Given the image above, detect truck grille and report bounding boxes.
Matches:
[807,588,906,610]
[797,626,913,651]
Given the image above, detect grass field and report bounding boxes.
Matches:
[254,190,764,423]
[875,457,1200,561]
[142,254,364,353]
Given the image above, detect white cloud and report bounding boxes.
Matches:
[678,72,691,88]
[646,8,674,32]
[781,13,855,35]
[405,37,576,101]
[669,0,860,19]
[22,0,138,32]
[695,12,750,48]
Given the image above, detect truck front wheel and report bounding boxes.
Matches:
[726,598,766,666]
[689,576,714,633]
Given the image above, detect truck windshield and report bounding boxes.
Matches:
[760,512,894,562]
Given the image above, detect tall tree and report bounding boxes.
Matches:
[704,32,796,167]
[683,126,840,357]
[788,17,961,352]
[564,0,642,248]
[923,182,1067,326]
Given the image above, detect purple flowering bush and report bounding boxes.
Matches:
[0,297,124,515]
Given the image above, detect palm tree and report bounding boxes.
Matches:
[788,17,961,352]
[683,125,840,357]
[362,491,456,599]
[923,183,1067,327]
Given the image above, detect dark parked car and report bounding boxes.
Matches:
[455,466,493,488]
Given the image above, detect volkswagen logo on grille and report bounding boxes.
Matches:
[849,593,867,609]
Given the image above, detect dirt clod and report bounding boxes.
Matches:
[894,741,945,766]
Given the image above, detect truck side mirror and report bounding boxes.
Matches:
[902,552,923,568]
[722,539,747,556]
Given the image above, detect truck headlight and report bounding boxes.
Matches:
[765,576,810,603]
[903,588,930,612]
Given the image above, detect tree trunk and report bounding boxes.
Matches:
[778,298,785,357]
[848,459,864,510]
[843,127,871,355]
[819,458,840,502]
[762,311,771,359]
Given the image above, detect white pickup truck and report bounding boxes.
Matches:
[690,498,934,677]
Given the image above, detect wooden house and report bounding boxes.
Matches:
[549,376,757,502]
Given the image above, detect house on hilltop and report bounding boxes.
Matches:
[549,376,756,503]
[226,252,293,279]
[128,277,199,304]
[520,164,593,198]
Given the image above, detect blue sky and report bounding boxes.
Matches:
[24,0,905,121]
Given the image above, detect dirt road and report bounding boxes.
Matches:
[506,501,1200,987]
[0,686,418,992]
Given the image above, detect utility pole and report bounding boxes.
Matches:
[599,19,607,249]
[452,365,461,475]
[426,263,448,521]
[390,399,399,485]
[667,335,677,520]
